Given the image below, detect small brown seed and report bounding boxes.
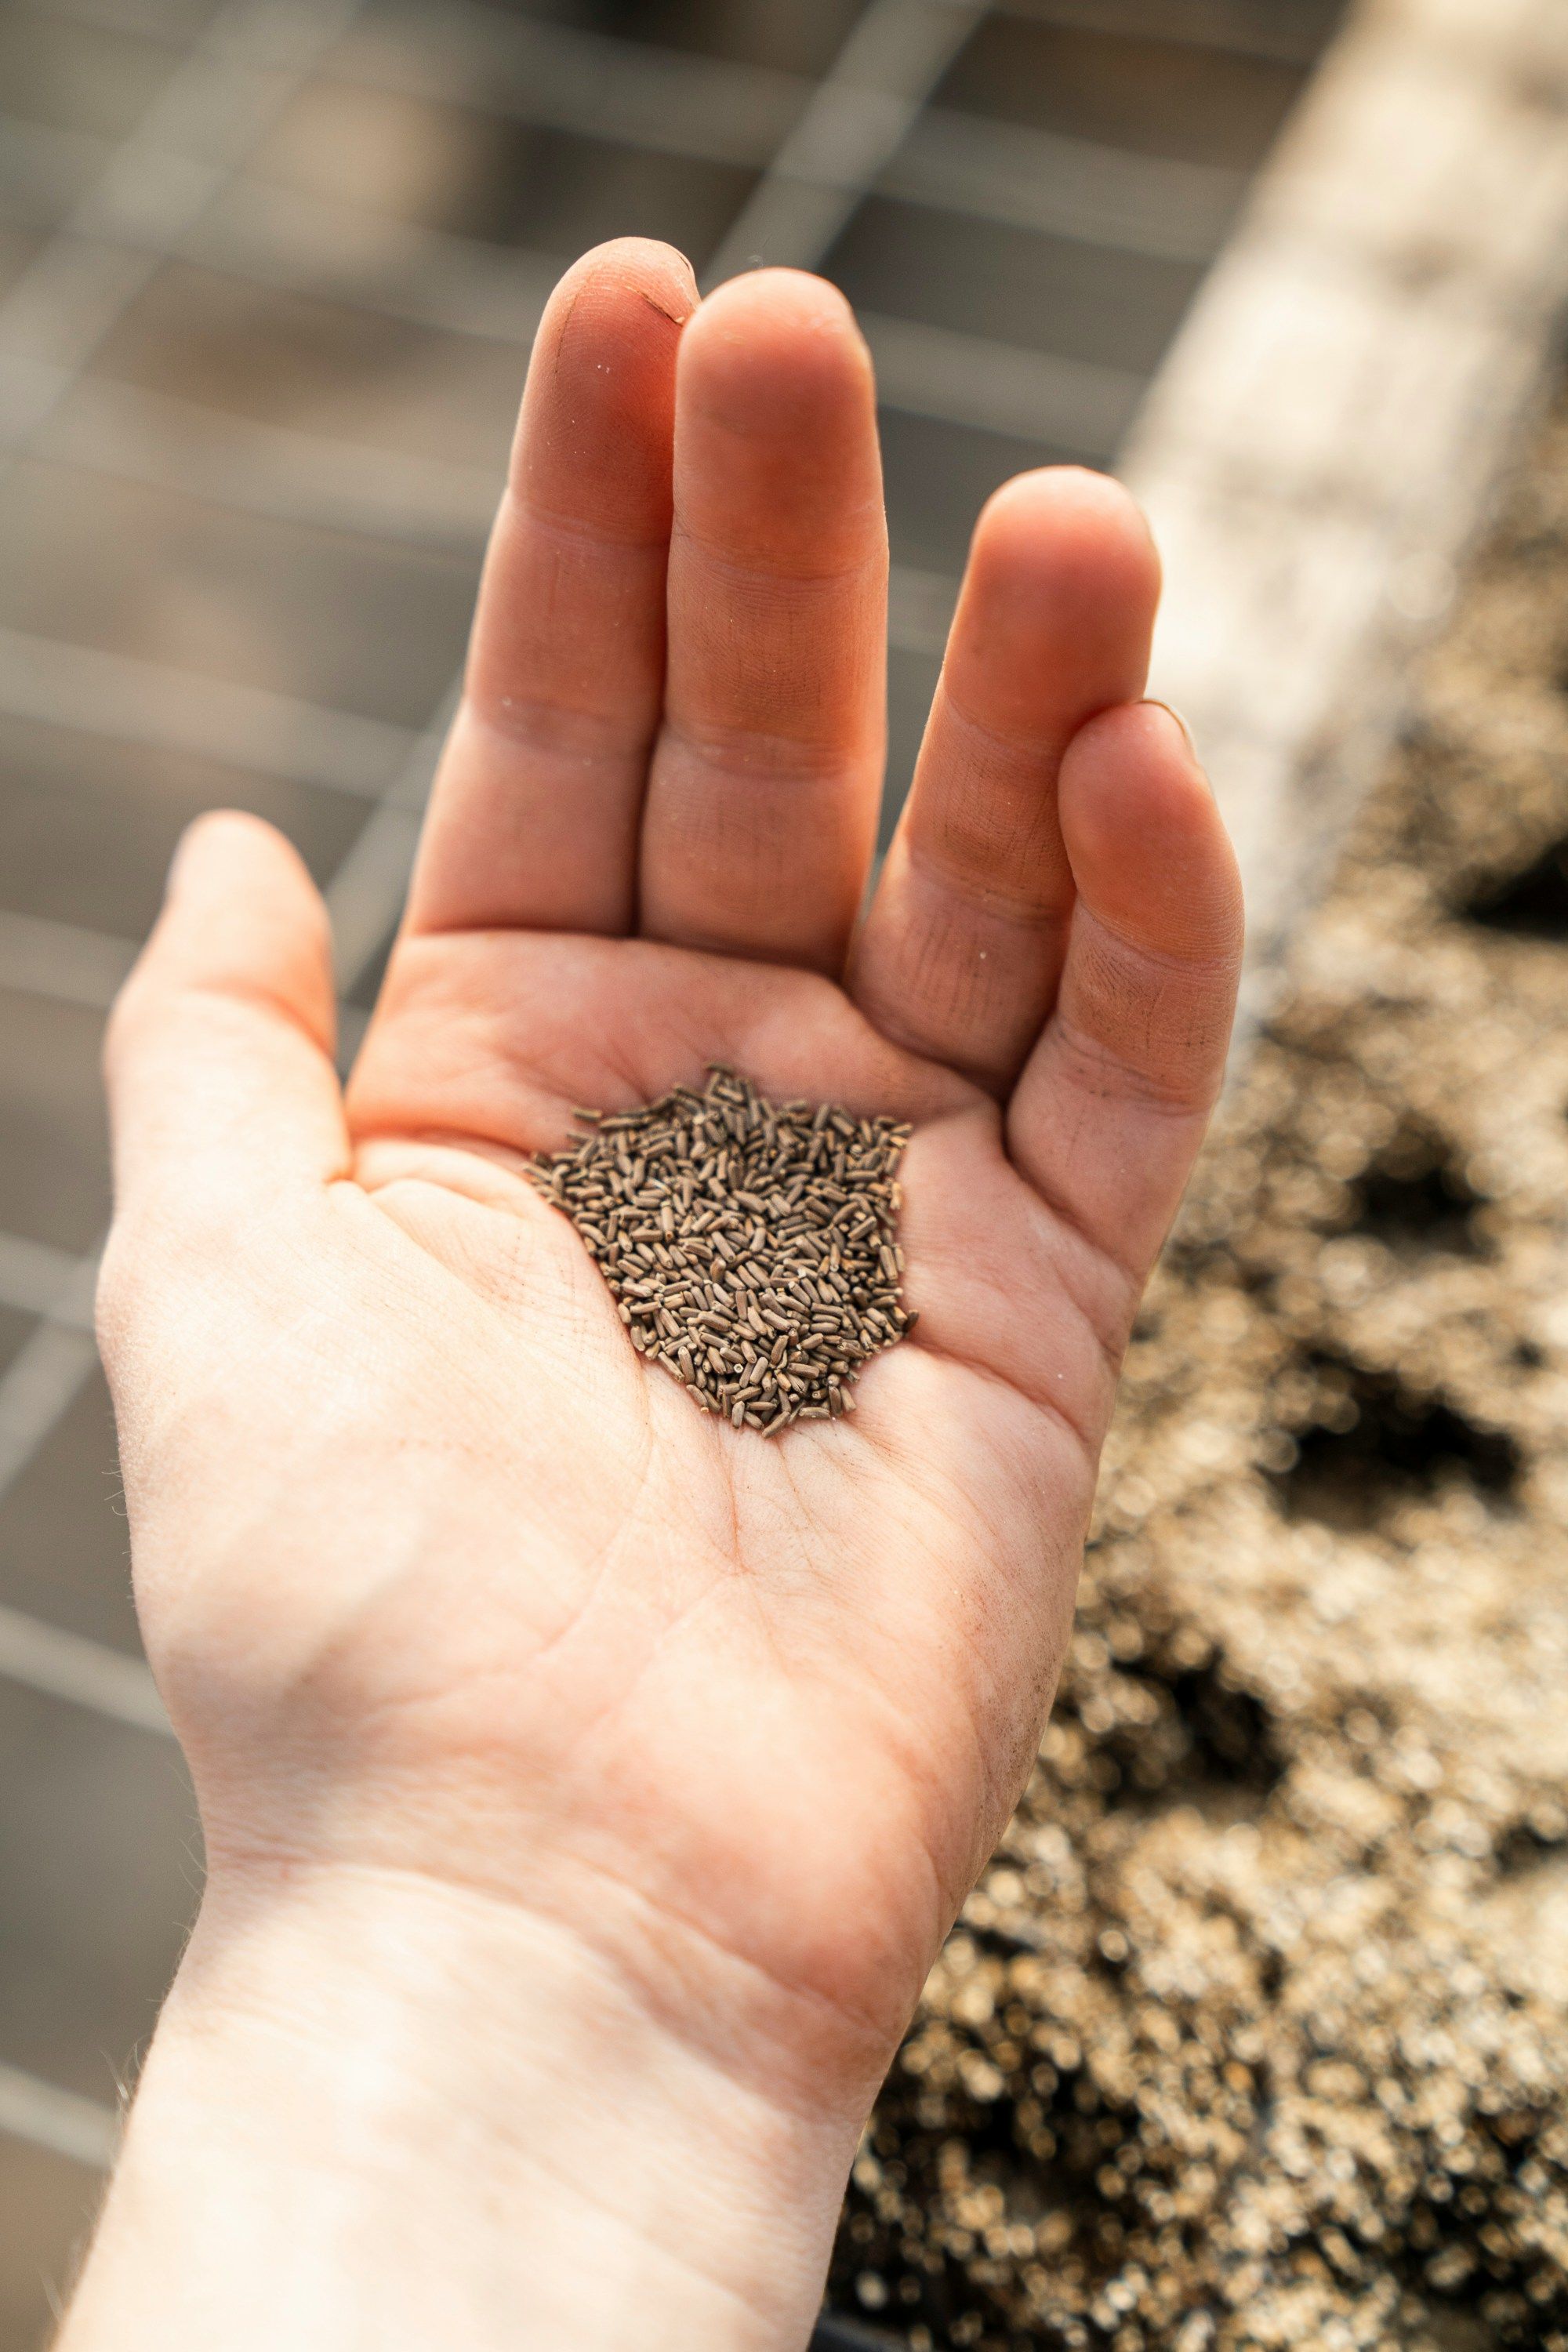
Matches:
[525,1067,912,1436]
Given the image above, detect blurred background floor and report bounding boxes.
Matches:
[0,0,1344,2337]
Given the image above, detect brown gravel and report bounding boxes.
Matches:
[829,385,1568,2349]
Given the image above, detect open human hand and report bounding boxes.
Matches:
[82,241,1241,2351]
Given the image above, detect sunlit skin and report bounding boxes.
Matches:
[66,242,1242,2351]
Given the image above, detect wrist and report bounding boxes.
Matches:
[61,1860,863,2352]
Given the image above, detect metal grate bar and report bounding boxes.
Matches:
[0,2060,119,2170]
[0,623,416,798]
[0,1,409,1712]
[0,1231,91,1327]
[16,0,211,34]
[343,0,803,172]
[1,143,1138,449]
[2,113,1144,449]
[0,0,365,459]
[888,105,1242,261]
[0,115,106,234]
[26,0,1334,67]
[0,1318,101,1501]
[863,309,1138,448]
[2,27,1246,271]
[705,0,988,285]
[0,910,137,1011]
[997,0,1337,65]
[35,375,499,552]
[26,378,964,654]
[179,179,1128,448]
[328,0,1243,263]
[173,174,557,341]
[0,1604,170,1737]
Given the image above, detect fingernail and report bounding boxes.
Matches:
[1139,698,1198,757]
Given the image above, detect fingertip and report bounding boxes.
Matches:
[528,238,697,417]
[681,267,875,434]
[543,237,699,333]
[129,808,335,1055]
[1138,696,1196,759]
[935,470,1160,756]
[164,808,315,903]
[1064,700,1214,846]
[515,241,696,521]
[105,802,348,1224]
[667,266,883,586]
[1059,701,1243,965]
[695,264,863,336]
[968,466,1160,615]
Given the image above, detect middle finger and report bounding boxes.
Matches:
[637,268,887,976]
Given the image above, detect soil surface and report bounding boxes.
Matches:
[828,382,1568,2351]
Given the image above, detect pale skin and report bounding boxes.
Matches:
[60,241,1242,2350]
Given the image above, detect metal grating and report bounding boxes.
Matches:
[0,0,1343,2336]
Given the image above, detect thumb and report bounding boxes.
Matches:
[104,812,349,1235]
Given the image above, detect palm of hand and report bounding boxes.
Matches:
[103,241,1240,2094]
[332,927,1090,2064]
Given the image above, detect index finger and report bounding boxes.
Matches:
[406,239,696,942]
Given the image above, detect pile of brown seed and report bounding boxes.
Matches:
[524,1065,915,1432]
